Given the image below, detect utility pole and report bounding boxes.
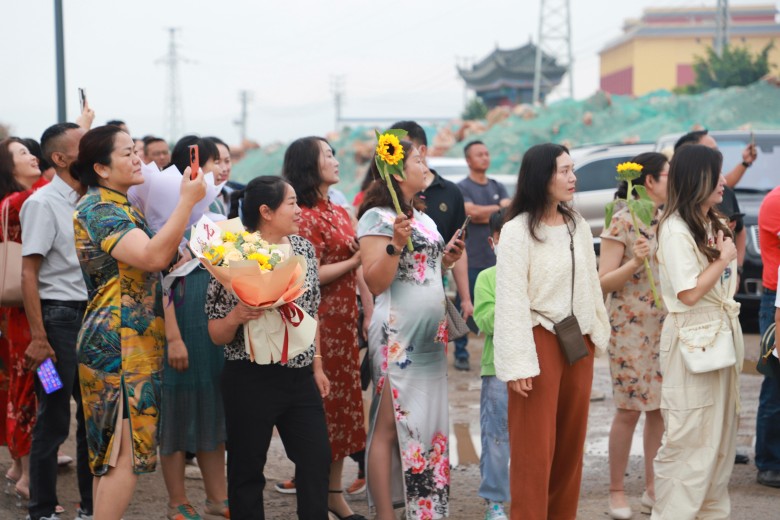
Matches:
[157,28,189,143]
[234,90,253,143]
[54,0,66,122]
[532,0,574,104]
[330,75,345,132]
[714,0,730,57]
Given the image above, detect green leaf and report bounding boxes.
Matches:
[604,200,616,229]
[374,157,388,182]
[633,185,650,201]
[375,129,381,140]
[382,128,408,139]
[390,163,406,180]
[629,199,655,227]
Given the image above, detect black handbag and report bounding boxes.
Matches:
[757,322,780,378]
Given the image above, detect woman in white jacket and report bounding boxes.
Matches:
[494,143,610,520]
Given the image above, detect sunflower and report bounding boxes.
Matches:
[616,162,643,173]
[376,133,404,166]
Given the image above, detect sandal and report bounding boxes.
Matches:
[328,489,367,520]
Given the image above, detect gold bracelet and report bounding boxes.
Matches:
[313,354,323,359]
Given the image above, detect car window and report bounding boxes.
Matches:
[717,139,780,191]
[574,156,632,193]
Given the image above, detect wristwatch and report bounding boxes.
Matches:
[742,161,752,168]
[386,243,403,256]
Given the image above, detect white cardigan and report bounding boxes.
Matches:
[493,213,610,382]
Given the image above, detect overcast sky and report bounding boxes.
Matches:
[1,0,769,145]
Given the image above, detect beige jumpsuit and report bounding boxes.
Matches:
[653,215,744,520]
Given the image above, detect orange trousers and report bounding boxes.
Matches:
[507,325,594,520]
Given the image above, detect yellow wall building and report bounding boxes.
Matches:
[600,4,780,96]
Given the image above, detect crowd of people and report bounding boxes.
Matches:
[0,103,778,520]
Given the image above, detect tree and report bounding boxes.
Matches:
[683,41,775,94]
[462,97,488,121]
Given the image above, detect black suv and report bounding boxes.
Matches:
[656,131,780,330]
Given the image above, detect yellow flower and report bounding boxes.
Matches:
[260,263,272,271]
[617,162,643,173]
[223,231,237,242]
[376,133,404,166]
[248,252,270,265]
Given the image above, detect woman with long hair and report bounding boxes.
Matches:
[0,137,45,506]
[358,141,463,519]
[493,143,610,519]
[158,135,230,520]
[653,144,742,518]
[206,175,332,519]
[598,152,668,518]
[282,136,367,520]
[72,125,205,520]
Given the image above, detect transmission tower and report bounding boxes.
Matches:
[156,28,189,143]
[714,0,730,57]
[330,75,345,132]
[234,90,253,143]
[532,0,574,104]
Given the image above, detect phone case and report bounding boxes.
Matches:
[36,358,63,394]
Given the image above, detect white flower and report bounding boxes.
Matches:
[241,243,254,253]
[243,232,260,244]
[224,250,244,264]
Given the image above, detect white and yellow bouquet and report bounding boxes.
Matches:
[190,215,317,365]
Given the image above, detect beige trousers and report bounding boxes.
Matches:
[651,309,740,520]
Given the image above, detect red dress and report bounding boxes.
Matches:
[0,179,47,458]
[298,199,366,461]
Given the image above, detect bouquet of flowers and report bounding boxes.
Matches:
[604,162,662,309]
[189,215,317,364]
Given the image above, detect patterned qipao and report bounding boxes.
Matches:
[357,207,450,520]
[74,186,165,476]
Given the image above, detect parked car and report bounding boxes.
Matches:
[655,131,780,329]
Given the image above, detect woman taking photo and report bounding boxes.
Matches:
[206,175,332,520]
[358,141,463,520]
[282,136,367,520]
[0,137,45,505]
[653,144,742,519]
[598,152,668,518]
[159,135,229,520]
[72,125,206,520]
[493,143,610,520]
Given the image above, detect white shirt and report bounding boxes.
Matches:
[493,213,610,381]
[20,174,87,301]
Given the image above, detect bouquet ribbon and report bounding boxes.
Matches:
[278,302,305,364]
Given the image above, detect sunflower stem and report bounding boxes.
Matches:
[382,164,414,251]
[627,180,663,309]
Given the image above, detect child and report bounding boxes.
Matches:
[473,209,509,520]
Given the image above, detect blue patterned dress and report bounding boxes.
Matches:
[74,186,165,475]
[357,207,450,519]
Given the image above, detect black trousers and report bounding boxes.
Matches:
[222,360,331,520]
[28,300,92,520]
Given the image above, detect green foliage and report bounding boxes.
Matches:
[462,97,488,121]
[689,42,775,94]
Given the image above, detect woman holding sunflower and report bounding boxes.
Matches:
[358,133,464,520]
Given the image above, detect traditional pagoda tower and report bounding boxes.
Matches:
[458,42,567,108]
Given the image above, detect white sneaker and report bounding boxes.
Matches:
[484,501,508,520]
[76,508,94,520]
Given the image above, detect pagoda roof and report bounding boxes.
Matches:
[458,42,567,91]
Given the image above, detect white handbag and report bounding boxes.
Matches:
[675,317,736,374]
[0,199,24,307]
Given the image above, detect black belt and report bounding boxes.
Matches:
[766,289,777,295]
[40,299,87,309]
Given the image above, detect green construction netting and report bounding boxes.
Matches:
[231,81,780,199]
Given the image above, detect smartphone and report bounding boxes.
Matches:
[36,358,63,394]
[78,88,87,112]
[188,145,199,180]
[456,215,472,239]
[750,130,756,151]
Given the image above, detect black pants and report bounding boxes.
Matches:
[222,360,331,520]
[28,300,92,520]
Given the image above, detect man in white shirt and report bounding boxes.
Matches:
[21,123,93,520]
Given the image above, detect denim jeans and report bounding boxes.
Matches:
[28,300,92,520]
[756,289,780,471]
[479,375,510,503]
[454,267,483,361]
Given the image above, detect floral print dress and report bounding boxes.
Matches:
[358,207,450,520]
[74,187,165,475]
[298,199,365,460]
[600,206,665,411]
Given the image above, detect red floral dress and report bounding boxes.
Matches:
[0,179,47,458]
[298,199,366,461]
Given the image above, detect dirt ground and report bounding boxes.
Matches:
[2,333,779,519]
